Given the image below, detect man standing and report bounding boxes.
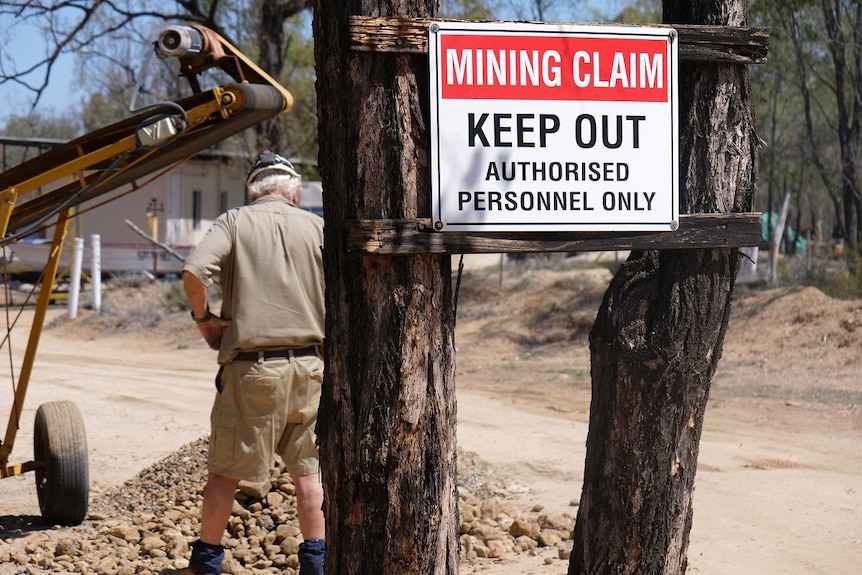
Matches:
[165,152,325,575]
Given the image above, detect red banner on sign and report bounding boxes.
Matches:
[440,34,670,102]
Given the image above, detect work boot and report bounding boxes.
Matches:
[298,539,325,575]
[162,540,224,575]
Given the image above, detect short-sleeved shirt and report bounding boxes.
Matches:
[183,195,325,365]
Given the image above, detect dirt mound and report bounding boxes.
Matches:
[720,285,862,406]
[456,262,611,350]
[453,257,862,418]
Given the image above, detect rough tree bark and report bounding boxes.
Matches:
[313,2,459,575]
[570,1,758,573]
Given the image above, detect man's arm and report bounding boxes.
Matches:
[183,270,230,350]
[183,270,211,320]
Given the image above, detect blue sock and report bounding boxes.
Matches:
[188,540,224,575]
[298,538,325,575]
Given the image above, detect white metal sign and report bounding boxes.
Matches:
[429,22,679,232]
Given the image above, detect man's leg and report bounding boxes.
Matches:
[163,472,238,575]
[294,472,325,539]
[200,472,239,544]
[295,473,325,574]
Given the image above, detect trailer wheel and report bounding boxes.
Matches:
[34,401,89,525]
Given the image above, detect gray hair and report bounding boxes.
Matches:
[247,172,302,204]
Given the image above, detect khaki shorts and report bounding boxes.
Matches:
[208,353,323,482]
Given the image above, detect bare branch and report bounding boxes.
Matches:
[0,0,248,113]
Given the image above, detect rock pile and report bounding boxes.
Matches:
[0,438,574,574]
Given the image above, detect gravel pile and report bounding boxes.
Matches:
[0,438,574,574]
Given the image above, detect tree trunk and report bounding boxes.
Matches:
[570,1,757,573]
[255,0,287,151]
[313,2,459,575]
[823,2,862,267]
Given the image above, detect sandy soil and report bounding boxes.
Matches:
[1,255,861,574]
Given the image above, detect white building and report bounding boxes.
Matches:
[7,152,322,276]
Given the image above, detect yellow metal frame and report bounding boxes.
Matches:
[209,33,294,112]
[9,91,233,203]
[13,137,137,198]
[0,95,228,476]
[0,208,70,478]
[0,186,19,476]
[0,25,293,481]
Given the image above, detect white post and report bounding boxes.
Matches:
[91,233,102,313]
[68,237,85,319]
[769,191,792,285]
[739,246,759,281]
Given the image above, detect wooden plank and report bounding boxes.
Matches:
[350,16,431,54]
[346,213,762,255]
[348,16,769,64]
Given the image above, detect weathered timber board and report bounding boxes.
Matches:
[348,16,770,64]
[346,213,762,255]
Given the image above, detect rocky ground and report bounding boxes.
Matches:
[2,437,571,574]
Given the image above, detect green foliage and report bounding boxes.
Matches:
[802,256,862,299]
[442,0,500,19]
[750,0,862,252]
[276,14,319,178]
[80,92,137,134]
[1,112,78,139]
[610,0,661,24]
[0,113,79,145]
[0,112,80,168]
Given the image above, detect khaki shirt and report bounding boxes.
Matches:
[183,195,325,364]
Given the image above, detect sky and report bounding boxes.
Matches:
[0,1,629,128]
[0,16,87,125]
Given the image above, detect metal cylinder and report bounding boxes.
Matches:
[157,26,204,58]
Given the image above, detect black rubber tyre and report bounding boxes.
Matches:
[33,400,89,525]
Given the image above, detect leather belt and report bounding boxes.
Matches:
[233,346,319,362]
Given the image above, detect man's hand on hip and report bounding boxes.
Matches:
[197,318,231,350]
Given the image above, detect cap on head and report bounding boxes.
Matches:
[246,151,300,188]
